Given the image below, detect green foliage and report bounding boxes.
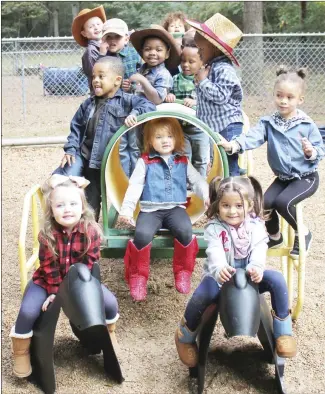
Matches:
[1,1,325,38]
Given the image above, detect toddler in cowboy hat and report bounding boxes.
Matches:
[129,25,181,105]
[186,13,245,176]
[72,5,106,94]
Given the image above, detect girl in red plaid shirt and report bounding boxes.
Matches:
[10,175,119,379]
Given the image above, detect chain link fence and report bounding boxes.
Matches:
[2,33,325,137]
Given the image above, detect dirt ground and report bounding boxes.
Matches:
[2,138,325,394]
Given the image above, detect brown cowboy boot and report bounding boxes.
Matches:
[272,311,297,358]
[175,316,198,367]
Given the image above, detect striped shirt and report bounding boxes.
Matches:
[196,55,243,133]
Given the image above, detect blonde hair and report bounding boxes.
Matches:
[40,179,102,257]
[142,118,185,153]
[275,65,307,93]
[206,176,266,220]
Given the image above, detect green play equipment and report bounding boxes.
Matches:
[100,101,229,259]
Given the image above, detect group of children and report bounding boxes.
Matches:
[9,5,325,386]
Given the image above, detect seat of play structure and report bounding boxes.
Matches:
[100,102,230,259]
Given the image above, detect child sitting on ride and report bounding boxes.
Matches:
[53,56,155,221]
[119,117,209,302]
[100,18,143,178]
[128,25,181,105]
[9,174,120,379]
[165,32,210,177]
[185,13,244,176]
[72,6,106,94]
[175,176,297,368]
[218,66,325,258]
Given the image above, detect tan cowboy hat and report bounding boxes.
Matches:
[186,13,242,66]
[130,25,181,71]
[72,6,106,47]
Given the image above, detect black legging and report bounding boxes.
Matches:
[133,207,192,249]
[264,172,319,234]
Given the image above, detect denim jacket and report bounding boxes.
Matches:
[140,152,187,205]
[63,89,156,169]
[236,110,325,179]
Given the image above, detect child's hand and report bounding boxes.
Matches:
[183,98,196,108]
[61,154,75,168]
[125,114,138,128]
[217,266,236,284]
[216,134,233,152]
[301,137,314,157]
[165,93,176,103]
[122,79,131,92]
[195,65,210,84]
[99,41,109,55]
[119,215,135,227]
[247,267,263,283]
[42,294,56,311]
[129,73,144,84]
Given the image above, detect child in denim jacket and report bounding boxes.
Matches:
[219,66,324,258]
[165,33,210,177]
[72,6,106,94]
[186,13,244,176]
[53,56,155,221]
[119,118,209,302]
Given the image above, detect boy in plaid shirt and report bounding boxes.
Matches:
[186,13,244,176]
[165,32,210,176]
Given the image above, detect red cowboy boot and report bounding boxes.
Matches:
[173,236,199,294]
[124,240,151,301]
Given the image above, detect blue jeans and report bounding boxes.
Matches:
[53,152,101,220]
[210,122,243,176]
[183,123,209,177]
[119,130,140,178]
[184,269,289,331]
[15,281,119,334]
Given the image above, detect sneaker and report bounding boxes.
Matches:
[239,168,247,176]
[268,233,283,249]
[290,231,312,258]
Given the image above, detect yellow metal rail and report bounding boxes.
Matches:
[18,185,44,293]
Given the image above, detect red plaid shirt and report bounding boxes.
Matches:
[33,223,101,294]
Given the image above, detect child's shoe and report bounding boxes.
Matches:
[175,317,198,367]
[173,237,199,294]
[289,231,312,258]
[272,311,297,358]
[268,233,283,249]
[9,327,33,378]
[107,322,120,353]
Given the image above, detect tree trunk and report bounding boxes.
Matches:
[53,9,59,36]
[242,2,264,99]
[72,3,79,20]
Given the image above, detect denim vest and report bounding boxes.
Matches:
[140,152,187,205]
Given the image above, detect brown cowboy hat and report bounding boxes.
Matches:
[186,13,242,66]
[130,25,181,71]
[72,6,106,47]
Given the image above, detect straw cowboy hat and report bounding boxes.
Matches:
[72,6,106,47]
[186,13,242,66]
[130,25,181,71]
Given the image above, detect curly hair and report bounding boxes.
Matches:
[40,179,102,257]
[142,117,185,154]
[161,11,188,32]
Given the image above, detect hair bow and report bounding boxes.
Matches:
[46,174,90,189]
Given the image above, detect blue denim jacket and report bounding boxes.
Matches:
[64,89,156,169]
[236,110,325,179]
[140,152,187,205]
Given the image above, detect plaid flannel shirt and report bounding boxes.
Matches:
[196,55,243,133]
[171,72,196,101]
[33,223,101,294]
[117,45,142,79]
